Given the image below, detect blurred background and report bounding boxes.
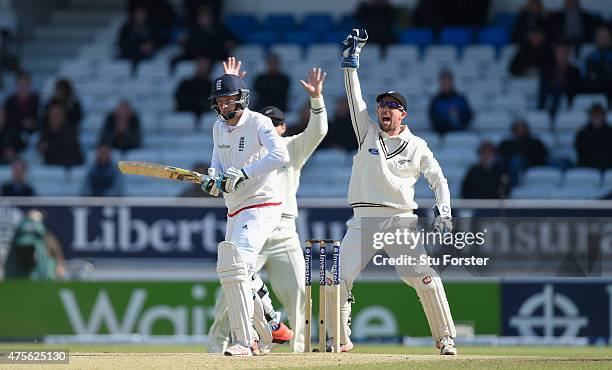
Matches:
[0,0,611,347]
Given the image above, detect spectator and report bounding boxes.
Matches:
[183,0,223,28]
[0,106,25,163]
[83,145,124,197]
[3,71,39,135]
[37,103,83,166]
[461,141,509,199]
[118,6,160,67]
[509,26,554,76]
[320,97,357,152]
[180,162,215,197]
[286,101,311,136]
[512,0,548,44]
[173,5,235,65]
[1,158,35,196]
[354,0,398,47]
[128,0,176,45]
[99,100,142,151]
[538,41,580,116]
[42,79,82,128]
[582,26,612,104]
[575,103,612,170]
[4,209,63,280]
[253,54,290,112]
[414,0,490,30]
[547,0,601,46]
[175,57,213,117]
[428,70,473,134]
[498,119,548,185]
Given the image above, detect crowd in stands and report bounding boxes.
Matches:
[1,0,611,200]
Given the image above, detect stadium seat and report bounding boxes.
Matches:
[439,27,473,48]
[472,111,511,131]
[399,28,434,47]
[159,113,196,132]
[282,31,318,46]
[442,132,480,149]
[578,43,596,61]
[571,94,608,111]
[462,45,495,65]
[492,93,528,112]
[243,30,279,46]
[550,185,600,199]
[174,61,196,78]
[321,30,347,44]
[477,27,510,48]
[81,112,104,132]
[524,111,552,132]
[335,14,359,31]
[225,14,259,36]
[423,45,457,66]
[555,111,585,133]
[29,165,69,184]
[523,167,562,186]
[498,44,518,64]
[510,185,552,199]
[564,168,601,187]
[604,169,612,188]
[303,13,334,34]
[98,61,131,79]
[270,44,302,66]
[137,61,169,79]
[385,44,419,63]
[263,14,296,32]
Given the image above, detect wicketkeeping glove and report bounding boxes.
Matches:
[431,203,453,234]
[201,168,221,196]
[341,28,368,69]
[217,167,249,193]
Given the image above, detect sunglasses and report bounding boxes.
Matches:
[377,100,404,111]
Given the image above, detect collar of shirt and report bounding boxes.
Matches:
[379,125,412,142]
[222,108,251,132]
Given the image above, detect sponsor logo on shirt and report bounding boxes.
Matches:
[238,137,245,152]
[218,144,230,149]
[368,148,379,155]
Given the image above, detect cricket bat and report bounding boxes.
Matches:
[117,161,205,184]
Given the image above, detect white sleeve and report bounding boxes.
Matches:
[286,96,328,169]
[243,118,289,179]
[210,126,223,173]
[343,68,371,149]
[420,144,451,208]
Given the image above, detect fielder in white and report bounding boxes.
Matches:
[330,29,458,355]
[201,65,290,356]
[208,60,329,353]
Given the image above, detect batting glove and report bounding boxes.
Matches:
[431,203,453,234]
[201,168,221,196]
[218,167,249,193]
[341,28,368,69]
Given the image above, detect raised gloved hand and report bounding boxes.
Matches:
[431,203,453,234]
[341,28,368,69]
[201,168,221,196]
[218,167,249,193]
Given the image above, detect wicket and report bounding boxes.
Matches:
[304,239,341,353]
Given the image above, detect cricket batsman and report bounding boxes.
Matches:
[329,29,458,355]
[201,61,290,356]
[208,59,329,353]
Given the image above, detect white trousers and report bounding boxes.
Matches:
[210,216,306,352]
[335,214,456,343]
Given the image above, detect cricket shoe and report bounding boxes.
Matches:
[436,336,457,355]
[224,343,254,357]
[326,338,354,352]
[271,323,294,344]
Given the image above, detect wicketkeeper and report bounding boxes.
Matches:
[208,59,329,353]
[329,29,458,355]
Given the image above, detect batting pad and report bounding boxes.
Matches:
[253,292,273,347]
[410,273,456,340]
[217,241,255,347]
